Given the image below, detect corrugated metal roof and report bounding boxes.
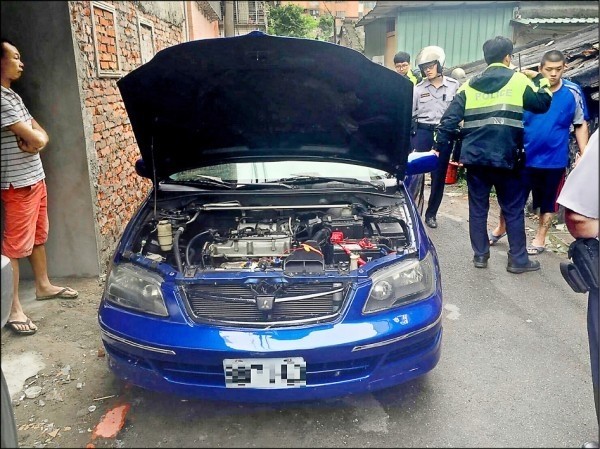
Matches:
[445,25,599,91]
[357,1,518,26]
[512,17,599,25]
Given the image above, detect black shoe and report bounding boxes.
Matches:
[473,253,490,268]
[425,217,437,229]
[507,259,541,274]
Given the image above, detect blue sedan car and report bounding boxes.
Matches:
[98,31,442,402]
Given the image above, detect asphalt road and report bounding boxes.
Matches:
[3,183,598,448]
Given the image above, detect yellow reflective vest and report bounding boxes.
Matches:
[407,70,418,85]
[461,68,549,131]
[451,64,551,168]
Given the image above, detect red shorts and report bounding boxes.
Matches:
[1,180,48,259]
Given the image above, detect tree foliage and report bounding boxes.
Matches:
[316,15,334,41]
[267,4,318,39]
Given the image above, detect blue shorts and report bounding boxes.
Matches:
[525,167,566,214]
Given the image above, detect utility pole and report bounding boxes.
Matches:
[224,1,235,37]
[321,1,336,43]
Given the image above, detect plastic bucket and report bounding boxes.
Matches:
[445,161,460,184]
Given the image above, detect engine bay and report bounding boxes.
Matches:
[128,191,416,276]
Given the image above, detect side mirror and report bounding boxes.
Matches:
[135,158,151,179]
[405,150,439,175]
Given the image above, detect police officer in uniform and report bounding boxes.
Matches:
[411,46,459,228]
[434,36,553,273]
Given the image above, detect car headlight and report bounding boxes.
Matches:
[363,252,436,314]
[105,263,168,317]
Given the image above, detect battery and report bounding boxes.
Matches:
[327,217,364,240]
[332,244,384,265]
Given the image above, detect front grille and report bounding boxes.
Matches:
[183,282,348,326]
[156,355,379,387]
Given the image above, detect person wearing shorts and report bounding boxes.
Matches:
[489,49,589,254]
[1,37,78,336]
[527,167,567,215]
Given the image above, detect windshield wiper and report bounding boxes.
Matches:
[275,175,385,191]
[235,182,294,190]
[164,175,235,189]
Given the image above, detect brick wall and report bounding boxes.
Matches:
[69,1,185,271]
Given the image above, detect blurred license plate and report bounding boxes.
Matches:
[223,357,306,389]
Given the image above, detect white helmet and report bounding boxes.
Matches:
[450,67,466,84]
[416,46,445,77]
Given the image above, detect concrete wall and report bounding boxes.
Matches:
[187,1,221,40]
[1,1,100,279]
[137,0,185,24]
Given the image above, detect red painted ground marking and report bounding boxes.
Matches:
[91,404,131,439]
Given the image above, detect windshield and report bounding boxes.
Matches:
[168,161,391,184]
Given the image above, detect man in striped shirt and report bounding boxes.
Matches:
[1,38,78,336]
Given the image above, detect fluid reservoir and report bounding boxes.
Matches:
[157,220,173,251]
[349,253,360,271]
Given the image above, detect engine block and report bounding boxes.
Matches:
[207,234,292,258]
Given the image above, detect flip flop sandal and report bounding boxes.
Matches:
[6,318,37,336]
[488,231,507,246]
[36,287,79,301]
[527,245,546,255]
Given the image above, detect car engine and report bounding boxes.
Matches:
[128,193,414,276]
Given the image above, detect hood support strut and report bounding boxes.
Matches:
[151,119,158,219]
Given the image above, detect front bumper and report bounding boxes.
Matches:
[98,295,442,403]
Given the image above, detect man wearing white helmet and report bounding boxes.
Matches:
[411,45,460,229]
[450,67,467,86]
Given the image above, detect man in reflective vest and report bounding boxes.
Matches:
[393,51,420,85]
[434,36,552,273]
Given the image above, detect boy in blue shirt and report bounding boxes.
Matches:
[489,50,589,253]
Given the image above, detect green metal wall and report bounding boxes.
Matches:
[364,20,387,58]
[396,5,515,68]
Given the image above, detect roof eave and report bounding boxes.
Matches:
[357,1,519,27]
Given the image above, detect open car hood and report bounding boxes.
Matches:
[117,31,414,182]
